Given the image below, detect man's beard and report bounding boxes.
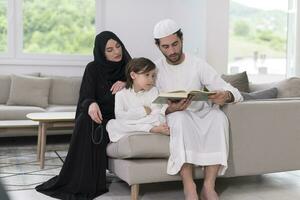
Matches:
[164,49,183,64]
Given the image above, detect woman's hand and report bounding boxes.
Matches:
[111,81,126,94]
[88,102,103,124]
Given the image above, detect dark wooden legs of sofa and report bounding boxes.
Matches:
[131,184,139,200]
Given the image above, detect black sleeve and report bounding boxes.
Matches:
[76,63,98,117]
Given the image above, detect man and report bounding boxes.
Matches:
[153,19,243,200]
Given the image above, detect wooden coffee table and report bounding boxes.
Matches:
[26,112,75,169]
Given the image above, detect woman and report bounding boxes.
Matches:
[36,31,131,200]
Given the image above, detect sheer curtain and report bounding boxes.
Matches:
[287,0,299,77]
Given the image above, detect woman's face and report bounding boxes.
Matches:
[105,39,123,62]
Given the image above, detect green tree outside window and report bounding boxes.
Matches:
[23,0,95,55]
[0,0,7,53]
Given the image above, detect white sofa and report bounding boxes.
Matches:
[106,77,300,200]
[2,72,300,200]
[0,73,81,137]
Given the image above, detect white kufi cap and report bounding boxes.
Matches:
[153,19,180,39]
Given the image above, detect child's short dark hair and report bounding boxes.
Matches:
[125,57,156,89]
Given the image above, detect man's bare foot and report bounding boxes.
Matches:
[150,123,170,135]
[200,185,218,200]
[184,182,199,200]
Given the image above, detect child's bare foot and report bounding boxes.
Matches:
[200,185,218,200]
[150,123,170,135]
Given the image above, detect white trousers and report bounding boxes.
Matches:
[166,107,229,175]
[107,114,163,142]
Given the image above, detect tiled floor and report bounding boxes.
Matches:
[1,136,300,200]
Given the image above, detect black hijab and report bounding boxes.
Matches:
[93,31,131,83]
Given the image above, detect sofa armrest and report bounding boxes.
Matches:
[222,99,300,176]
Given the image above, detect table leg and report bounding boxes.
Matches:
[37,123,42,161]
[40,122,47,169]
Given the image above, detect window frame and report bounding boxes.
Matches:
[227,0,291,82]
[0,0,102,67]
[287,0,297,77]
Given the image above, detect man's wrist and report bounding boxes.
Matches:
[165,107,171,115]
[225,91,234,103]
[165,106,175,115]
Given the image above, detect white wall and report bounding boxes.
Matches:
[205,0,229,74]
[100,0,206,60]
[296,0,300,76]
[0,0,230,75]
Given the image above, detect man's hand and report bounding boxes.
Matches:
[88,102,103,124]
[111,81,126,94]
[208,91,232,106]
[165,96,193,115]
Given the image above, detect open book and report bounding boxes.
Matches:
[152,90,216,104]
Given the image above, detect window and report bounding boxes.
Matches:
[0,0,96,65]
[23,0,95,55]
[0,0,7,53]
[228,0,289,82]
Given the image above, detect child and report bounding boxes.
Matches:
[106,57,169,142]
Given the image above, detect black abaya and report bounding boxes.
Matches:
[36,31,131,200]
[36,62,114,200]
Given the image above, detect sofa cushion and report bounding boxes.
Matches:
[0,75,11,104]
[41,75,81,105]
[46,105,77,112]
[221,71,250,92]
[0,105,45,120]
[249,82,279,92]
[241,88,278,101]
[7,75,51,108]
[0,73,40,104]
[277,77,300,98]
[107,134,170,159]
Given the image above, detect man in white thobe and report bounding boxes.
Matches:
[153,19,243,200]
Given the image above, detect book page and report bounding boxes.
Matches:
[153,89,216,104]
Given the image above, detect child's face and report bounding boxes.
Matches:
[130,69,156,91]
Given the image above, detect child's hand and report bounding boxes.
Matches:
[144,106,152,115]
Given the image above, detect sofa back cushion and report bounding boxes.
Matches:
[43,75,82,105]
[277,77,300,98]
[0,73,40,104]
[221,71,250,92]
[241,88,278,101]
[249,82,278,92]
[7,75,51,108]
[0,75,11,104]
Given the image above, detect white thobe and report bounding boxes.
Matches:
[156,54,243,175]
[106,87,167,142]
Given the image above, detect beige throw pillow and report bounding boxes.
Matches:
[221,71,250,92]
[7,75,51,108]
[0,73,40,104]
[277,77,300,98]
[0,75,11,104]
[47,76,82,105]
